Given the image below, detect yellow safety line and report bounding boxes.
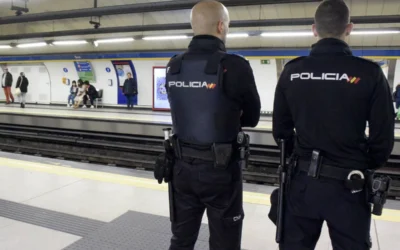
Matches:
[1,157,400,222]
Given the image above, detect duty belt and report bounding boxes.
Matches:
[177,146,214,161]
[297,160,364,181]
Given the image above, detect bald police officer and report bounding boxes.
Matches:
[165,1,260,249]
[271,0,394,249]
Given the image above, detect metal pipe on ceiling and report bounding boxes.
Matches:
[0,15,398,41]
[0,0,322,25]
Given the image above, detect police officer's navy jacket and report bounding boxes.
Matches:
[273,38,395,170]
[166,35,261,145]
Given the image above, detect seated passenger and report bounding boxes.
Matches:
[73,82,86,109]
[82,81,98,109]
[67,81,78,108]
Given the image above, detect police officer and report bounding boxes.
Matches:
[165,1,260,249]
[271,0,394,249]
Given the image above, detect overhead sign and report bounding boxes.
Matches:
[74,61,95,82]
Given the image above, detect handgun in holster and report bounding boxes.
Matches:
[367,172,391,216]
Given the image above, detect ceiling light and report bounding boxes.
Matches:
[142,35,189,41]
[351,30,400,35]
[16,42,47,48]
[52,40,88,45]
[94,38,134,46]
[261,32,313,37]
[227,33,249,38]
[0,45,12,49]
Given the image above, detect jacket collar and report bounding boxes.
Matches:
[310,38,353,56]
[188,35,226,52]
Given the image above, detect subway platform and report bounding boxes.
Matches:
[0,151,400,250]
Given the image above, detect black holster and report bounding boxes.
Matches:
[367,171,391,216]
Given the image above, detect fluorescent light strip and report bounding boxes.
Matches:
[227,33,249,38]
[16,42,47,48]
[351,30,400,35]
[94,38,134,46]
[260,30,400,38]
[52,40,88,45]
[0,45,12,49]
[142,35,189,41]
[261,32,313,37]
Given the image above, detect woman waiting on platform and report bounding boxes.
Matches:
[15,72,29,108]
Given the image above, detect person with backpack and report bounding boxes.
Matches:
[15,72,29,108]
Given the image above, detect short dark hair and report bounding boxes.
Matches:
[315,0,350,38]
[72,80,76,84]
[83,81,90,85]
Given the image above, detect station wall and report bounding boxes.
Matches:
[0,54,399,112]
[0,58,279,110]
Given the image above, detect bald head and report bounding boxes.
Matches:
[190,0,230,43]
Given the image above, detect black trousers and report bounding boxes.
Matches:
[83,95,96,106]
[169,158,244,250]
[275,171,371,250]
[126,94,134,108]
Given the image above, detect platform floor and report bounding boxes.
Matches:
[1,104,400,136]
[0,151,400,250]
[0,105,273,130]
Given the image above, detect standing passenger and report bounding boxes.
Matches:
[2,68,14,104]
[123,72,138,110]
[394,83,400,119]
[15,72,28,108]
[270,1,395,249]
[165,1,261,249]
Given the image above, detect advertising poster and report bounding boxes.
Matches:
[152,67,170,111]
[111,60,138,105]
[74,61,95,82]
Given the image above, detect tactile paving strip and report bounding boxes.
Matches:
[64,211,209,250]
[0,199,105,237]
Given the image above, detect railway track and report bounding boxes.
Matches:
[0,123,399,198]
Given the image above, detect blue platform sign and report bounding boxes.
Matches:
[74,61,92,72]
[63,68,68,73]
[106,67,111,73]
[74,61,95,81]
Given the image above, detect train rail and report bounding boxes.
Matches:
[0,123,399,198]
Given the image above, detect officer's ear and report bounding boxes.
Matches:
[345,23,354,37]
[217,20,224,34]
[312,24,318,38]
